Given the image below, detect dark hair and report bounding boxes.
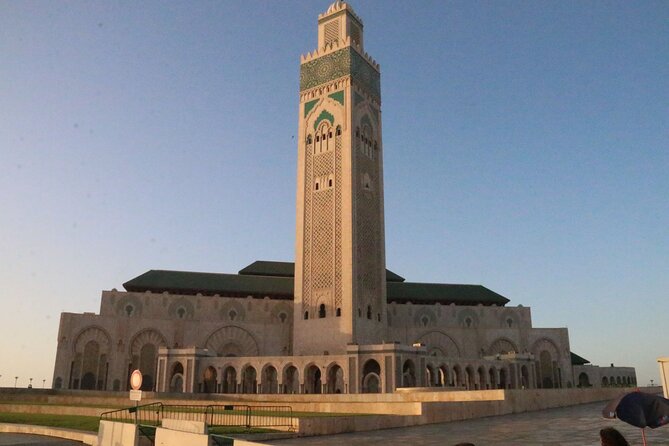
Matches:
[454,444,475,446]
[600,427,629,446]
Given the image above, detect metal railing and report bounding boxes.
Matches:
[100,403,294,431]
[100,402,163,426]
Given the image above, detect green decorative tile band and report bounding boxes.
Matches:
[300,48,380,98]
[314,109,335,130]
[304,99,319,117]
[329,90,344,105]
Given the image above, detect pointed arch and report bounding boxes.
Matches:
[415,331,461,358]
[205,326,259,357]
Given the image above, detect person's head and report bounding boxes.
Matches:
[600,427,629,446]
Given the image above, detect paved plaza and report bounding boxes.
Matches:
[267,401,669,446]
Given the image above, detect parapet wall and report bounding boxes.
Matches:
[0,387,660,437]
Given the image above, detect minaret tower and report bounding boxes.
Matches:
[294,1,387,355]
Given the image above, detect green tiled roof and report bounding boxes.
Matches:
[387,282,509,306]
[237,260,405,282]
[122,261,509,306]
[123,270,294,299]
[571,352,591,365]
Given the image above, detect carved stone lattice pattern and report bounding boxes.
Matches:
[355,119,382,311]
[74,326,111,354]
[205,326,259,357]
[312,189,334,291]
[487,338,518,356]
[302,141,312,308]
[130,329,167,357]
[416,331,461,358]
[303,122,340,312]
[334,134,342,308]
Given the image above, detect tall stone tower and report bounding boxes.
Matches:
[293,1,387,355]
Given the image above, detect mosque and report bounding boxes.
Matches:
[52,1,635,395]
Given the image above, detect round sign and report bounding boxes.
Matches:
[130,370,143,390]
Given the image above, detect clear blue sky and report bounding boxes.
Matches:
[1,1,667,388]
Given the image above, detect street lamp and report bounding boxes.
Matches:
[14,377,18,387]
[42,379,46,388]
[29,378,33,389]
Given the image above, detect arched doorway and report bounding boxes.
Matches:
[426,364,436,387]
[282,365,299,394]
[499,368,508,389]
[241,366,257,394]
[326,364,344,394]
[261,365,278,394]
[488,368,497,389]
[362,359,381,393]
[465,366,475,390]
[438,365,448,387]
[81,341,100,390]
[453,365,463,387]
[222,366,237,393]
[521,365,530,388]
[305,365,322,394]
[539,351,554,388]
[203,366,217,393]
[477,366,487,389]
[578,372,591,388]
[402,360,416,387]
[138,344,157,391]
[170,362,184,393]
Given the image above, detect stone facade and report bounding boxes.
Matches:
[51,1,635,395]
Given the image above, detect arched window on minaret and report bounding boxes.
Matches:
[306,134,312,145]
[319,304,326,318]
[366,305,372,320]
[304,311,309,320]
[316,121,332,154]
[336,125,342,136]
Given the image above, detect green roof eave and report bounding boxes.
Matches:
[122,267,508,306]
[238,260,405,282]
[571,352,591,365]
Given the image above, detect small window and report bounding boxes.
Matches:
[328,179,333,187]
[315,182,319,191]
[336,308,341,317]
[307,135,312,144]
[356,127,360,138]
[506,318,513,328]
[279,312,287,323]
[229,310,237,321]
[319,304,326,318]
[377,313,381,322]
[125,305,134,317]
[304,311,309,320]
[421,316,429,326]
[465,317,472,328]
[366,305,372,320]
[328,131,332,138]
[358,308,362,317]
[316,135,320,142]
[336,126,341,136]
[177,307,186,319]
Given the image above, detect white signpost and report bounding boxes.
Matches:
[129,370,143,424]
